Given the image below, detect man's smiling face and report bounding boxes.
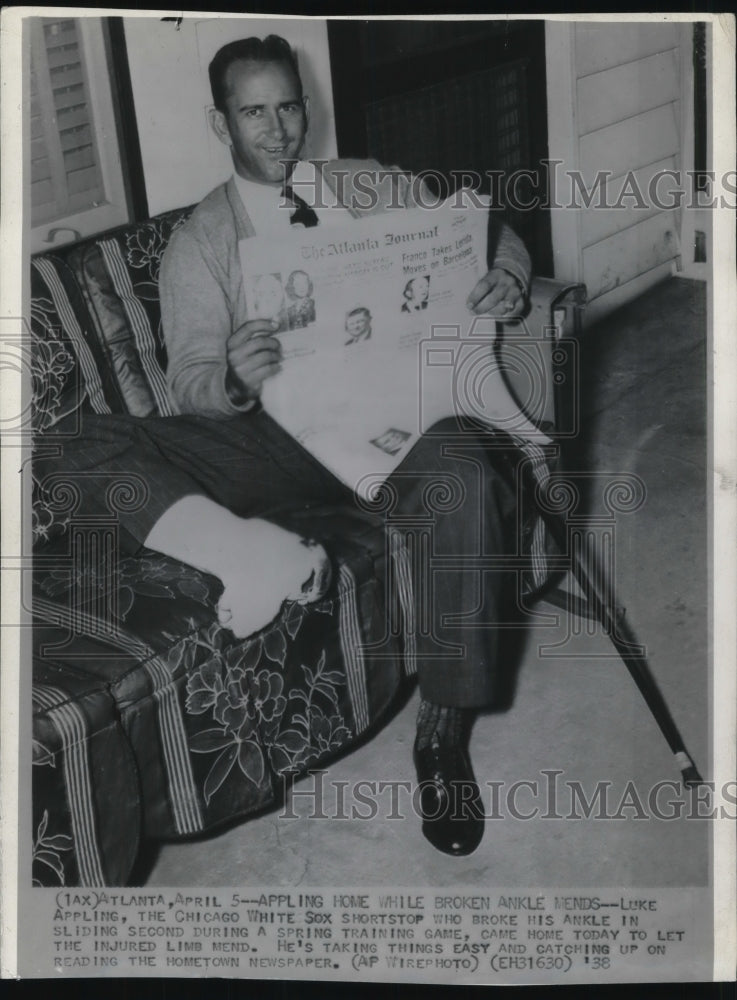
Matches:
[219,59,307,186]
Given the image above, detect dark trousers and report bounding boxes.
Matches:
[36,409,521,707]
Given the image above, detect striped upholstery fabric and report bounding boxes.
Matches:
[29,210,400,885]
[32,648,141,887]
[30,208,193,549]
[30,206,193,429]
[31,255,119,425]
[32,533,399,854]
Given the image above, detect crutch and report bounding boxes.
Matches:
[532,474,704,789]
[492,290,702,788]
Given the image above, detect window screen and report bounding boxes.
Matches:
[363,60,535,253]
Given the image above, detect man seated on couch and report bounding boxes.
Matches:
[147,34,533,858]
[55,34,532,858]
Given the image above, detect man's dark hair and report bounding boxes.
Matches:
[209,35,302,112]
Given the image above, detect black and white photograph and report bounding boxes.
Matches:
[344,305,373,345]
[402,275,431,313]
[249,272,289,332]
[0,9,735,986]
[285,269,316,329]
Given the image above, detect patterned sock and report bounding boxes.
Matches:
[415,699,472,751]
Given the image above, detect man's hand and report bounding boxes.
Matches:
[226,319,282,404]
[467,268,525,318]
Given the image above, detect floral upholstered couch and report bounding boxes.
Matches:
[30,207,412,887]
[29,207,584,887]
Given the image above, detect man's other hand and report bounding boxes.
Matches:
[226,318,283,403]
[466,268,525,318]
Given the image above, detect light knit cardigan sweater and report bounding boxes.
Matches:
[160,158,532,419]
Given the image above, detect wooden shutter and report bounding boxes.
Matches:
[30,17,105,227]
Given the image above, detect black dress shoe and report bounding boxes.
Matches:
[413,738,485,856]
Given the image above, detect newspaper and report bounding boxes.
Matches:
[1,7,736,989]
[244,195,550,497]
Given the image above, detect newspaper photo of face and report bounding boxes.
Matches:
[285,268,316,330]
[253,272,288,331]
[402,274,431,313]
[344,306,373,345]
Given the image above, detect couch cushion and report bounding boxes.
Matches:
[32,650,141,886]
[33,516,404,841]
[68,208,193,417]
[31,206,194,421]
[30,255,126,426]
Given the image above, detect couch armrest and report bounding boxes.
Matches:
[496,277,587,436]
[527,277,587,341]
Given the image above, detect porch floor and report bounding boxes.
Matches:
[142,275,710,892]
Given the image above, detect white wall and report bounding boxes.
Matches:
[546,21,691,325]
[123,16,338,216]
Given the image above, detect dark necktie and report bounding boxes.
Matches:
[283,184,319,228]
